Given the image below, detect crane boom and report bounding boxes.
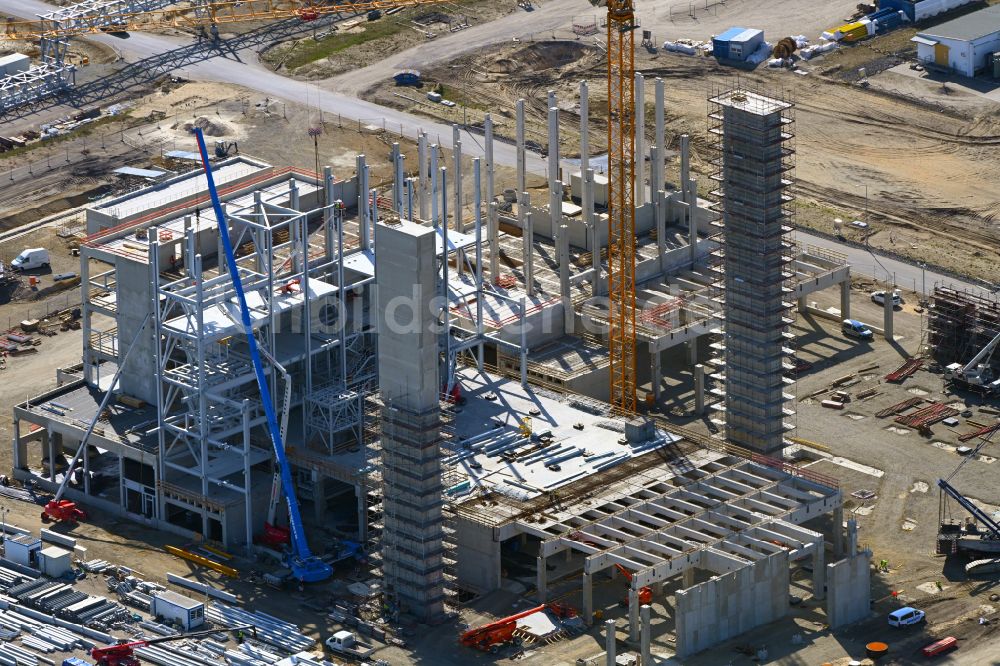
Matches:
[92,624,256,662]
[192,127,330,583]
[962,330,1000,374]
[5,0,453,40]
[938,479,1000,539]
[605,1,638,413]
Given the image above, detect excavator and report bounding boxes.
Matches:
[614,563,652,606]
[91,625,255,666]
[459,603,576,653]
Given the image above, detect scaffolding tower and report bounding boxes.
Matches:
[708,87,796,454]
[928,286,1000,367]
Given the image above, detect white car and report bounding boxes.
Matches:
[888,606,925,627]
[871,290,902,307]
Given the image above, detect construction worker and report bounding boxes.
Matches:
[237,629,244,644]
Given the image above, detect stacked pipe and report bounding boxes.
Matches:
[0,642,40,666]
[135,643,226,666]
[206,603,314,652]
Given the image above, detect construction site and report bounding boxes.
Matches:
[0,1,998,666]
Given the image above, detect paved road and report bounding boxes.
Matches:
[7,0,991,299]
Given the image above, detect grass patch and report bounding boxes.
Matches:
[275,16,409,70]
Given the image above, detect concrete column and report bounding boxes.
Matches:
[484,114,496,281]
[323,166,335,257]
[833,506,844,558]
[521,192,533,296]
[47,432,56,482]
[688,338,698,365]
[635,72,646,206]
[628,588,639,642]
[392,142,404,215]
[537,556,547,602]
[82,439,91,495]
[656,189,667,272]
[313,475,326,523]
[516,99,526,197]
[418,132,429,220]
[485,114,495,207]
[695,363,706,415]
[580,81,589,171]
[453,124,463,232]
[488,201,499,282]
[431,145,439,227]
[883,281,894,340]
[680,134,690,201]
[356,482,368,542]
[848,518,858,555]
[585,168,599,297]
[583,572,594,625]
[652,347,662,401]
[840,280,851,320]
[798,295,808,314]
[605,619,616,666]
[357,154,370,251]
[654,77,665,204]
[687,177,698,266]
[682,567,695,588]
[812,544,826,601]
[640,604,651,665]
[559,224,572,334]
[548,105,562,254]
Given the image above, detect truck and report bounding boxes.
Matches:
[11,248,50,271]
[324,630,375,660]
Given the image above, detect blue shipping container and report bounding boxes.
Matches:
[712,27,764,61]
[877,0,913,21]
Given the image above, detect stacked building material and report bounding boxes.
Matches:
[205,603,314,652]
[895,402,960,428]
[875,397,923,418]
[885,358,923,382]
[959,422,1000,442]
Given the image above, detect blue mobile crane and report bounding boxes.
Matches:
[192,128,331,583]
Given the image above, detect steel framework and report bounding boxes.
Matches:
[606,1,638,413]
[0,64,75,113]
[5,0,455,39]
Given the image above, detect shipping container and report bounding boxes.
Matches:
[712,27,764,61]
[0,53,30,77]
[878,0,974,22]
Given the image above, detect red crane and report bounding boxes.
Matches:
[614,564,652,605]
[459,603,575,653]
[91,625,255,666]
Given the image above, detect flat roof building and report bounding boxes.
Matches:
[913,4,1000,76]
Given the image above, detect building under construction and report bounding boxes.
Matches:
[11,84,869,646]
[928,285,1000,369]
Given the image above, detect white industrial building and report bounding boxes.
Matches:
[913,4,1000,77]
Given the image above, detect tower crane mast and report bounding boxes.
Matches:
[604,0,638,413]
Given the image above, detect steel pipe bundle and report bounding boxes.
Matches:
[206,604,314,652]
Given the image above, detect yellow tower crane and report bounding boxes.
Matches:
[603,1,638,413]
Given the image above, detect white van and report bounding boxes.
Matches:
[11,248,50,271]
[888,606,925,627]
